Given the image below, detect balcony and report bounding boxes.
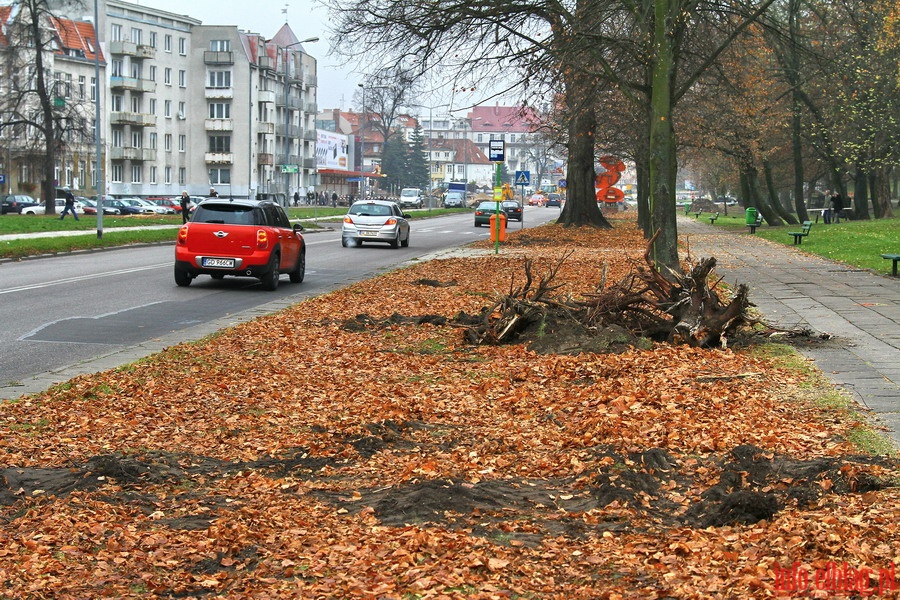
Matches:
[109,77,156,93]
[303,101,317,114]
[258,153,274,166]
[276,124,301,138]
[257,55,274,71]
[109,147,155,161]
[304,74,318,87]
[302,129,316,141]
[205,87,233,100]
[277,154,300,166]
[302,157,315,169]
[109,112,156,127]
[204,50,234,65]
[257,122,275,135]
[135,45,156,59]
[204,118,234,131]
[258,89,276,104]
[205,152,234,164]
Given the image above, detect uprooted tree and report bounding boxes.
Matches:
[463,232,751,350]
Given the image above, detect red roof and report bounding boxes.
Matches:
[468,105,541,133]
[49,16,104,62]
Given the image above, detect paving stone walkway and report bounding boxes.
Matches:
[679,216,900,449]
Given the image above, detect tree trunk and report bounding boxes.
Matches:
[854,165,871,219]
[873,167,894,218]
[647,0,679,272]
[557,76,610,229]
[636,154,651,237]
[791,93,808,222]
[763,159,796,224]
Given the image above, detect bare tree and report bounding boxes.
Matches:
[0,0,92,213]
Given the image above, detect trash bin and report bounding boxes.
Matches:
[489,212,507,242]
[745,207,758,225]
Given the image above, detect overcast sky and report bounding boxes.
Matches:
[132,0,360,110]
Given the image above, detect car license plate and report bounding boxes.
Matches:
[359,231,377,237]
[202,257,235,268]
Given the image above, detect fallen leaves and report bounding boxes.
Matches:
[0,218,897,598]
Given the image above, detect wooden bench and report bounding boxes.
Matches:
[747,214,764,234]
[882,253,900,277]
[788,221,812,245]
[708,212,719,224]
[694,210,702,218]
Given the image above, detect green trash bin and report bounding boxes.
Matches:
[745,207,758,225]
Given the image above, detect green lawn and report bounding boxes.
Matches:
[709,212,900,276]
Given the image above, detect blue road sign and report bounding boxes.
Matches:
[515,170,530,186]
[557,179,567,188]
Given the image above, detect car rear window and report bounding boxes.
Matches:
[349,203,392,217]
[193,203,262,225]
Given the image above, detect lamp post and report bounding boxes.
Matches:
[357,84,390,200]
[278,37,318,206]
[93,0,103,238]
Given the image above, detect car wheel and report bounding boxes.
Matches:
[289,249,306,283]
[474,222,480,227]
[390,232,400,249]
[401,230,409,248]
[174,266,192,287]
[260,253,280,291]
[341,237,349,248]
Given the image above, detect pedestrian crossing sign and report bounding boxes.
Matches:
[515,170,530,185]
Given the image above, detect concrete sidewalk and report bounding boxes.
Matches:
[679,216,900,449]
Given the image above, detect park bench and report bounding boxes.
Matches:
[747,214,764,234]
[694,210,703,218]
[708,212,720,224]
[788,221,812,245]
[882,253,900,277]
[684,204,691,215]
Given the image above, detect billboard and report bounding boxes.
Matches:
[316,130,349,170]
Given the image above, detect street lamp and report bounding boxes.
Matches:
[357,84,390,199]
[277,37,318,206]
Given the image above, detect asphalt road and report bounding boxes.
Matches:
[0,207,558,399]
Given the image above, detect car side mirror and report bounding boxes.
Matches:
[403,213,412,219]
[293,223,304,233]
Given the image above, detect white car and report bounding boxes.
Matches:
[118,198,158,214]
[341,200,411,248]
[21,198,84,215]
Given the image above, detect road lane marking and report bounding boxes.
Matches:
[0,263,170,295]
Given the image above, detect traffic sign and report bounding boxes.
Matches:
[557,179,567,189]
[0,174,6,184]
[489,140,505,162]
[515,170,530,186]
[280,165,299,173]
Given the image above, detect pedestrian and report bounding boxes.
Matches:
[348,193,354,206]
[209,187,218,198]
[179,190,191,224]
[307,190,315,205]
[293,191,300,207]
[331,192,338,208]
[830,192,844,224]
[822,190,832,224]
[59,186,79,221]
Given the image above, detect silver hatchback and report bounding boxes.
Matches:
[341,200,411,248]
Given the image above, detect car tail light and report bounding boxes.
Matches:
[256,229,269,250]
[385,217,397,225]
[177,225,189,245]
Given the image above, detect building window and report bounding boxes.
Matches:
[149,98,156,115]
[178,70,186,87]
[131,28,142,45]
[149,132,157,149]
[164,67,171,85]
[164,134,172,152]
[164,35,172,52]
[179,168,186,185]
[111,164,123,183]
[179,135,186,152]
[130,95,141,113]
[179,37,187,55]
[111,59,123,77]
[165,166,172,184]
[207,70,231,88]
[131,165,142,183]
[164,100,171,117]
[477,133,483,143]
[131,131,142,148]
[148,65,156,81]
[149,31,157,48]
[178,102,185,118]
[149,166,157,184]
[111,129,123,147]
[111,24,122,42]
[210,40,231,51]
[208,135,231,152]
[78,75,85,99]
[209,102,231,118]
[111,94,123,112]
[90,77,96,101]
[209,168,231,185]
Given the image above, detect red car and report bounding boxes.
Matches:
[174,198,306,291]
[148,197,183,213]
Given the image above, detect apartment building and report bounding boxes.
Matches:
[1,0,318,202]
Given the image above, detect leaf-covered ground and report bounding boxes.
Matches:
[1,214,898,599]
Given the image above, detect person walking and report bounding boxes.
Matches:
[831,192,844,224]
[293,191,300,207]
[209,187,219,198]
[59,187,79,221]
[179,190,191,224]
[331,191,338,208]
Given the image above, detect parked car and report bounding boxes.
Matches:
[1,195,39,214]
[501,200,524,222]
[474,201,500,227]
[20,198,84,215]
[545,193,562,208]
[119,198,159,215]
[174,198,306,291]
[341,200,411,248]
[99,198,145,215]
[148,197,183,213]
[527,193,546,206]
